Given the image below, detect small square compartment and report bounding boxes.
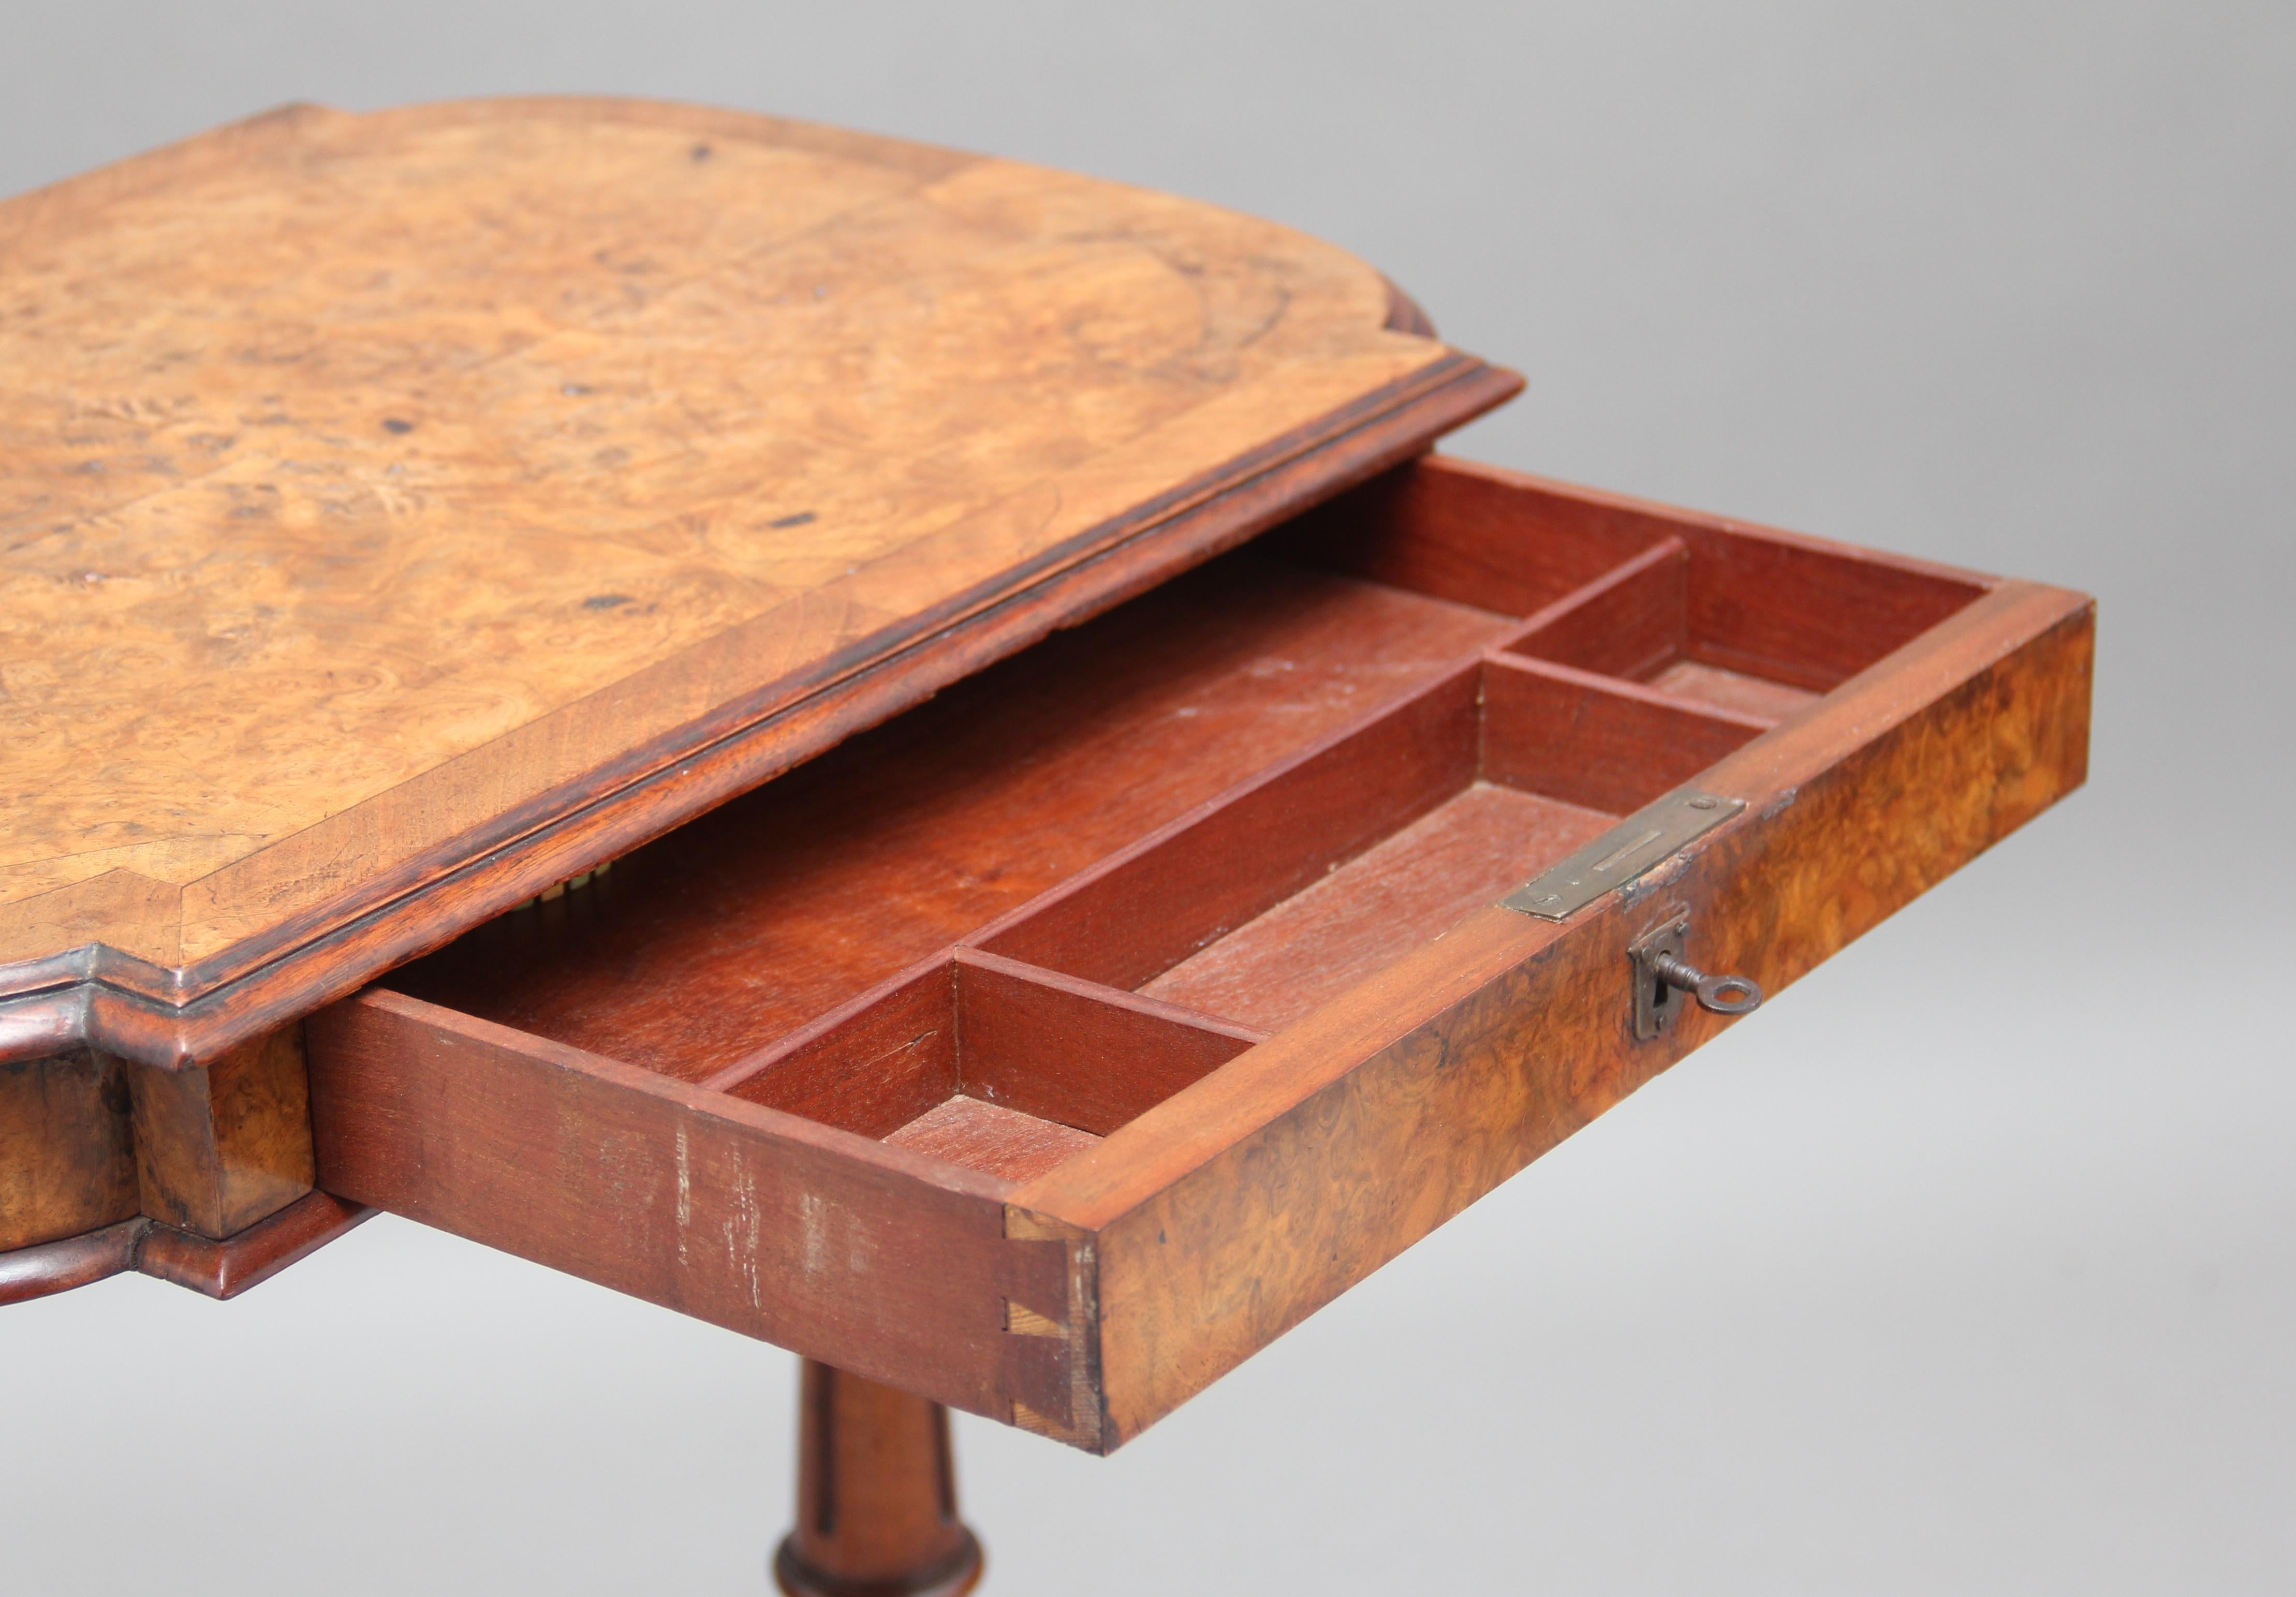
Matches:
[718,953,1260,1182]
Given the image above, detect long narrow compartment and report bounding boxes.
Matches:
[387,457,1989,1186]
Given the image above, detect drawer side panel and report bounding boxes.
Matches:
[308,992,1083,1431]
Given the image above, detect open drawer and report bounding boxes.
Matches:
[306,454,2092,1453]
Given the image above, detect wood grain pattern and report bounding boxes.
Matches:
[1014,580,2092,1446]
[0,96,1516,1069]
[776,1359,982,1597]
[718,949,1252,1176]
[1279,450,1662,616]
[1502,538,1689,679]
[1139,782,1616,1031]
[1407,454,1990,689]
[308,988,1086,1432]
[725,959,959,1137]
[952,951,1261,1137]
[0,1022,336,1290]
[4,351,1516,1079]
[1645,660,1820,720]
[127,1025,315,1238]
[0,1048,137,1251]
[974,660,1484,993]
[885,1099,1102,1188]
[1479,654,1775,815]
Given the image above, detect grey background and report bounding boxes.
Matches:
[4,3,2290,1592]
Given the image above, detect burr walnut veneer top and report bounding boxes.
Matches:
[0,97,1512,1059]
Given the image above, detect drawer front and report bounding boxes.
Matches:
[305,455,2091,1454]
[1029,578,2091,1445]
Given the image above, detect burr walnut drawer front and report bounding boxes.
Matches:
[305,454,2092,1454]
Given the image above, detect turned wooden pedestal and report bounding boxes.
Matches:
[776,1359,984,1597]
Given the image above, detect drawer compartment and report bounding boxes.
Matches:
[308,455,2091,1453]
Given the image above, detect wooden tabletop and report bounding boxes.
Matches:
[0,97,1514,1064]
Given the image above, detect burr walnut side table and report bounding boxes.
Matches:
[0,98,2092,1594]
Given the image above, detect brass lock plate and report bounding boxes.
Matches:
[1501,788,1745,921]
